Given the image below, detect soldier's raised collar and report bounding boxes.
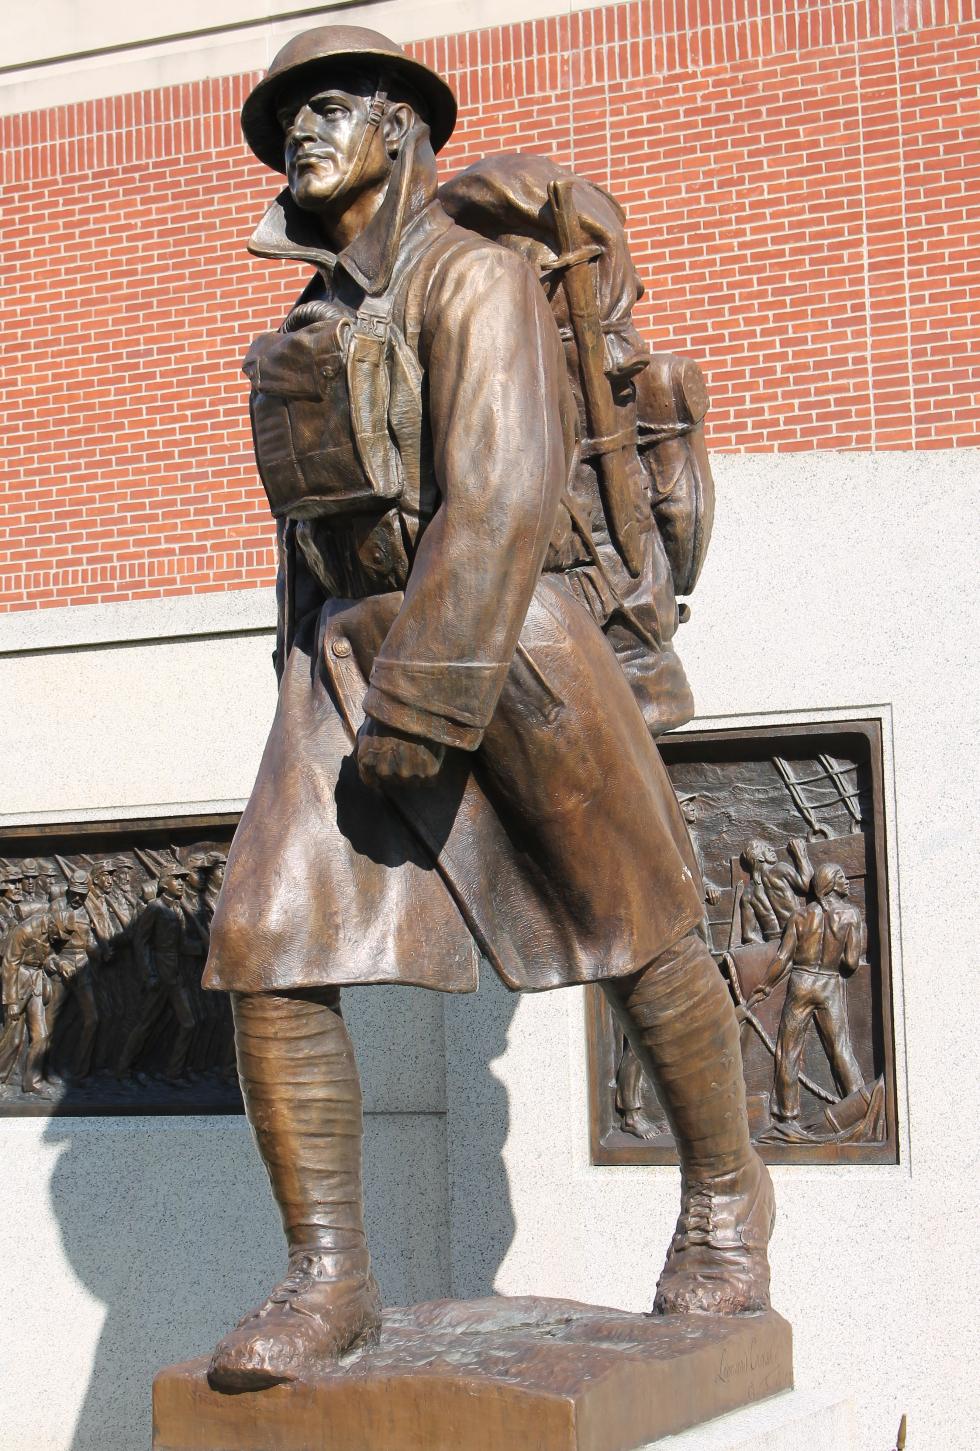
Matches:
[248,153,443,296]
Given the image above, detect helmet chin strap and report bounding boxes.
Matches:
[328,74,390,205]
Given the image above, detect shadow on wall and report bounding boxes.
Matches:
[41,1113,283,1451]
[40,974,518,1451]
[444,966,520,1301]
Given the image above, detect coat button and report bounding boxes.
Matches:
[331,637,352,658]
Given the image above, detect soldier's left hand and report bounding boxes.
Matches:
[355,719,445,791]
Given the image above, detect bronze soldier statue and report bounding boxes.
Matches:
[203,26,773,1393]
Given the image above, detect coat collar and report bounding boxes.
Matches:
[248,133,441,296]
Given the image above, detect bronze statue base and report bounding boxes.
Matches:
[153,1295,792,1451]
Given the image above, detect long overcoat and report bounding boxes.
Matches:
[204,154,703,997]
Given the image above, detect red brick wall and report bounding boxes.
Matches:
[0,0,976,611]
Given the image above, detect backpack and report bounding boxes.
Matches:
[440,152,715,733]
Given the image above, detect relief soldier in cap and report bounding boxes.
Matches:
[203,851,226,917]
[0,868,24,944]
[84,858,133,1072]
[178,850,214,1072]
[203,25,773,1391]
[39,861,63,905]
[14,858,48,921]
[0,912,69,1095]
[45,869,105,1082]
[118,867,205,1083]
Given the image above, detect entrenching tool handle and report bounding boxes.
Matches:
[548,178,644,578]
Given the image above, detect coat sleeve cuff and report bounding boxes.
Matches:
[362,685,485,751]
[364,657,511,751]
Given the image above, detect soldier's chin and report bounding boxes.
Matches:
[290,169,346,213]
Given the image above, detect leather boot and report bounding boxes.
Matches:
[604,930,774,1315]
[207,988,381,1392]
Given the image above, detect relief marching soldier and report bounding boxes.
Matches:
[45,869,105,1082]
[117,866,204,1083]
[0,912,68,1095]
[82,857,136,1073]
[13,858,49,921]
[202,26,774,1391]
[0,866,24,944]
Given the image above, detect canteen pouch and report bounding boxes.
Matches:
[243,295,422,523]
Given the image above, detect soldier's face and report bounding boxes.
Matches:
[278,72,388,212]
[92,869,112,892]
[4,880,22,901]
[67,888,85,907]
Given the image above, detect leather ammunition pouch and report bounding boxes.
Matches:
[244,295,423,523]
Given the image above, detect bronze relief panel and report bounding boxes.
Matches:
[0,814,243,1115]
[587,720,898,1165]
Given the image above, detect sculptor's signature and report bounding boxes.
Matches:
[715,1335,780,1390]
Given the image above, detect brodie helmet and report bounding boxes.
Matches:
[241,25,458,174]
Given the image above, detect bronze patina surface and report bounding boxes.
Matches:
[159,20,784,1418]
[154,1297,792,1451]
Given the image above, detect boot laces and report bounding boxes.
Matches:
[271,1253,323,1302]
[679,1183,715,1244]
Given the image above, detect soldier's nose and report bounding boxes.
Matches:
[287,107,320,144]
